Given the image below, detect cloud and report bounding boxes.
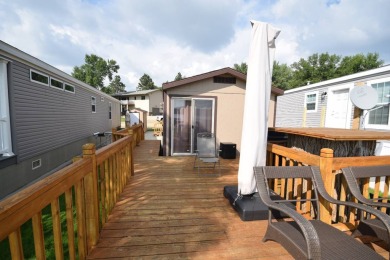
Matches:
[1,0,389,91]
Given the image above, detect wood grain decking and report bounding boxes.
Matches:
[87,140,387,259]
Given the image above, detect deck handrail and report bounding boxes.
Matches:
[0,130,135,259]
[112,123,144,145]
[267,142,390,227]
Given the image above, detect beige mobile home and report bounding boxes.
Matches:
[162,67,283,156]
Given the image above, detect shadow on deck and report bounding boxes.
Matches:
[87,140,388,259]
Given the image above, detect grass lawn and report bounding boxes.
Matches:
[0,193,77,259]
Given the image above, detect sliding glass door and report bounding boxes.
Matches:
[171,97,215,155]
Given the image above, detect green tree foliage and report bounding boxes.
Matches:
[233,52,384,90]
[138,73,157,91]
[272,61,293,90]
[290,53,341,87]
[289,52,383,88]
[337,53,384,76]
[72,54,125,94]
[233,62,248,74]
[174,72,184,81]
[102,75,126,94]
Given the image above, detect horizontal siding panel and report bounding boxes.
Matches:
[276,87,328,128]
[9,60,118,161]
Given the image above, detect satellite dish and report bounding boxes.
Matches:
[350,85,377,110]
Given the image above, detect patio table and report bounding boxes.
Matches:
[269,127,390,157]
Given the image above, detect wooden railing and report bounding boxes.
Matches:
[267,142,390,228]
[112,123,144,146]
[0,130,136,259]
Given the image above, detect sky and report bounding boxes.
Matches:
[1,0,389,91]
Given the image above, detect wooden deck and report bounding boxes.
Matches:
[87,140,387,259]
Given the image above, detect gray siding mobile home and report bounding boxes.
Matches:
[275,66,390,157]
[276,66,390,130]
[0,41,121,199]
[276,85,329,128]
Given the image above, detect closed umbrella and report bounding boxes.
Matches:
[238,21,280,195]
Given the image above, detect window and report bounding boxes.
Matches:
[141,96,146,100]
[305,92,318,112]
[30,69,49,85]
[50,77,64,90]
[109,102,112,119]
[213,76,236,84]
[367,81,390,126]
[101,97,104,102]
[91,96,96,113]
[64,83,75,93]
[0,59,14,156]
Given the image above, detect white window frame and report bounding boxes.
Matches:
[50,77,64,91]
[30,69,49,86]
[304,91,318,113]
[64,83,75,93]
[363,78,390,130]
[0,59,14,156]
[91,96,96,113]
[109,102,112,120]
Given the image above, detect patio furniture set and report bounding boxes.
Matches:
[255,165,390,259]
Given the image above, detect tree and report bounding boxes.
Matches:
[272,61,293,90]
[233,52,384,90]
[232,61,292,90]
[336,53,384,77]
[72,54,123,91]
[289,53,341,88]
[102,75,126,94]
[138,73,157,91]
[174,72,184,81]
[288,52,383,88]
[233,62,248,74]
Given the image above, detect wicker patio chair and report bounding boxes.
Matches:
[342,165,390,245]
[193,132,220,174]
[254,166,390,259]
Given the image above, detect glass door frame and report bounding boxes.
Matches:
[170,97,215,156]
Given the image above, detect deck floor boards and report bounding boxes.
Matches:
[87,140,388,259]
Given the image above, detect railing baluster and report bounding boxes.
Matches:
[75,180,87,260]
[32,211,46,260]
[51,198,64,260]
[9,229,23,260]
[382,176,390,213]
[65,188,76,260]
[101,161,107,225]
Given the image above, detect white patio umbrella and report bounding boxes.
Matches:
[238,21,280,195]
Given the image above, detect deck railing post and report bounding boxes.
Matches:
[111,127,117,142]
[140,124,145,141]
[128,129,135,176]
[82,143,100,253]
[319,148,334,224]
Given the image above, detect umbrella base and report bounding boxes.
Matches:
[224,185,293,221]
[223,185,268,221]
